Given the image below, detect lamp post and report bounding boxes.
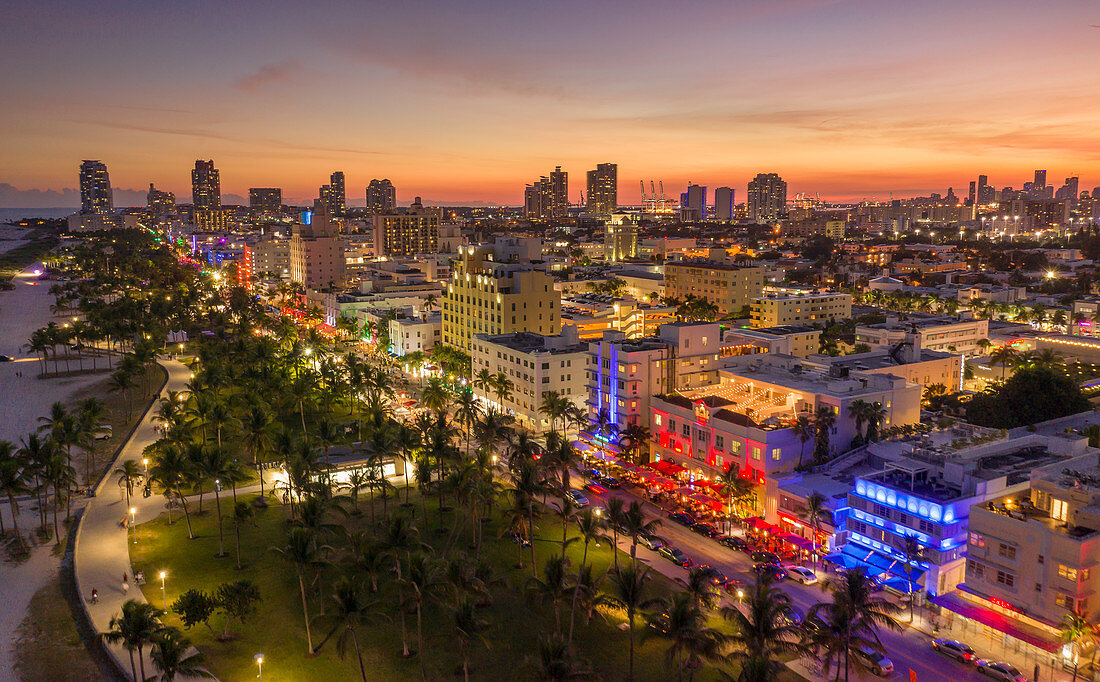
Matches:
[159,571,167,607]
[129,507,137,544]
[255,654,264,681]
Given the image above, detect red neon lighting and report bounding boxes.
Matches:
[989,597,1022,614]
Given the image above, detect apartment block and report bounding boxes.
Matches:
[751,291,852,328]
[441,244,560,353]
[855,314,989,355]
[664,260,766,315]
[472,325,588,433]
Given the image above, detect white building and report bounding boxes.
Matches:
[389,313,442,357]
[472,325,589,433]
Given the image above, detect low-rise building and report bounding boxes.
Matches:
[664,260,766,316]
[388,312,441,357]
[750,291,852,328]
[855,314,989,355]
[473,326,588,433]
[957,436,1100,658]
[721,325,822,359]
[809,337,963,391]
[560,295,676,339]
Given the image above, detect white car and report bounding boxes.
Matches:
[565,489,590,507]
[638,534,665,550]
[976,660,1026,682]
[785,566,819,584]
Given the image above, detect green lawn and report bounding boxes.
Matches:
[131,487,742,681]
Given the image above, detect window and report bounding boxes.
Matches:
[771,448,781,461]
[919,519,936,534]
[967,559,985,578]
[1056,593,1075,610]
[654,415,662,427]
[682,424,690,437]
[752,447,762,461]
[873,504,890,517]
[996,571,1015,588]
[969,533,985,548]
[998,543,1016,560]
[715,435,724,449]
[1052,498,1068,522]
[1058,565,1079,581]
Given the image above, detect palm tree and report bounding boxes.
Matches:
[568,509,606,643]
[402,552,444,680]
[722,576,807,682]
[809,569,902,682]
[605,496,626,571]
[847,399,870,443]
[452,598,491,682]
[240,405,273,497]
[792,415,814,469]
[864,401,888,443]
[1060,610,1098,682]
[813,406,837,464]
[596,565,656,681]
[622,500,662,569]
[115,459,143,508]
[492,372,514,411]
[645,591,725,682]
[899,534,925,622]
[680,566,721,613]
[199,445,235,557]
[805,492,827,569]
[149,446,195,539]
[526,634,594,681]
[510,459,542,577]
[0,440,29,548]
[539,391,569,434]
[232,501,255,570]
[313,577,381,681]
[100,599,165,682]
[272,527,322,653]
[989,345,1019,382]
[617,423,652,465]
[148,627,213,681]
[380,514,425,658]
[526,553,572,637]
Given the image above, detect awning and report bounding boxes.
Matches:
[780,533,812,549]
[931,590,1062,653]
[823,552,861,569]
[590,451,618,463]
[673,486,696,496]
[746,517,775,532]
[654,460,686,476]
[617,462,641,472]
[688,493,724,511]
[836,542,927,584]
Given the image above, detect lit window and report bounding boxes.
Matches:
[1051,498,1068,522]
[1058,564,1079,582]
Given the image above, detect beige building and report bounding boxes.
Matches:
[722,325,821,358]
[372,198,442,257]
[604,219,637,262]
[290,199,346,289]
[250,237,290,279]
[751,291,852,328]
[955,435,1100,659]
[664,260,766,315]
[472,326,589,433]
[855,314,989,355]
[441,245,560,353]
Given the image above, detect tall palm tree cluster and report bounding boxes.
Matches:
[100,598,212,682]
[855,289,1080,332]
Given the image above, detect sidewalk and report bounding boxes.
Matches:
[71,357,197,681]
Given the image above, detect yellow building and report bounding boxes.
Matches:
[441,245,560,353]
[663,260,765,315]
[751,292,852,328]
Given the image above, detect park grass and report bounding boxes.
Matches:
[0,230,59,280]
[131,487,740,681]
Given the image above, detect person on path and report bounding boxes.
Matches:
[121,573,129,593]
[90,589,99,604]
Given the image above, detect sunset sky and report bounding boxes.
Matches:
[3,0,1100,206]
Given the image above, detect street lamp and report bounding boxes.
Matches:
[129,507,137,544]
[159,570,167,607]
[255,654,264,680]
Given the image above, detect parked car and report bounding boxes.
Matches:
[852,647,894,676]
[638,534,665,551]
[717,536,749,552]
[753,563,788,581]
[802,614,829,637]
[584,468,602,479]
[690,522,721,538]
[0,355,12,362]
[975,661,1026,682]
[722,579,747,600]
[657,546,692,567]
[932,639,976,663]
[565,489,590,507]
[600,475,621,489]
[694,565,727,585]
[750,550,781,565]
[668,511,697,526]
[784,566,819,585]
[93,424,113,440]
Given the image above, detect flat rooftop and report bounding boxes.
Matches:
[824,349,954,372]
[479,331,587,355]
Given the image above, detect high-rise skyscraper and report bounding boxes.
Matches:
[366,179,397,213]
[967,181,976,206]
[290,197,345,290]
[680,184,707,221]
[191,160,221,210]
[249,188,282,215]
[1034,170,1047,190]
[585,163,617,215]
[746,173,787,222]
[976,174,994,204]
[79,160,113,214]
[146,184,175,215]
[319,171,346,215]
[549,166,568,218]
[714,187,735,222]
[372,197,441,257]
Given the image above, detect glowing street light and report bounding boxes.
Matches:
[159,570,167,607]
[255,654,265,680]
[129,507,137,544]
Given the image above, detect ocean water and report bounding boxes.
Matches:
[0,207,75,222]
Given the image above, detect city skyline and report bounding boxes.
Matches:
[3,0,1100,205]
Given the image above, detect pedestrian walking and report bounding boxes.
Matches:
[121,573,129,593]
[90,588,99,604]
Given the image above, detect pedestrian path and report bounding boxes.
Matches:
[71,357,197,681]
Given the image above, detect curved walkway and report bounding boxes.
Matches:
[72,357,196,681]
